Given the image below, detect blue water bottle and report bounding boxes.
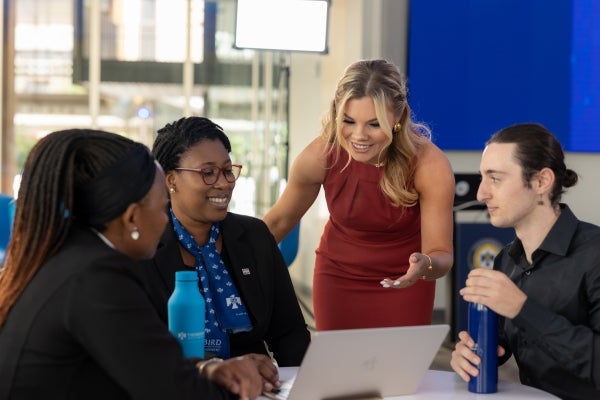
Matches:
[468,301,498,393]
[168,271,205,358]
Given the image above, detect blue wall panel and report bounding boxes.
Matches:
[570,0,600,151]
[407,0,599,152]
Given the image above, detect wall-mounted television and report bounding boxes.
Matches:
[234,0,330,53]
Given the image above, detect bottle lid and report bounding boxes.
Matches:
[175,270,198,281]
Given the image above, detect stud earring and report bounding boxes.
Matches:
[169,187,175,194]
[393,122,401,134]
[131,227,140,241]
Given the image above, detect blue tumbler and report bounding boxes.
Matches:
[168,271,205,358]
[468,302,498,393]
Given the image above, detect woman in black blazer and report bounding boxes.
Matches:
[143,116,310,367]
[0,129,265,400]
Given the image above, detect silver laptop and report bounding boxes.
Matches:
[266,324,450,400]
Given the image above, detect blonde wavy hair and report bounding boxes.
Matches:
[321,59,430,207]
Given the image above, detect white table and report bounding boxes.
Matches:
[259,367,558,399]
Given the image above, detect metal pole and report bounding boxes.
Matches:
[183,0,193,116]
[89,0,101,129]
[259,50,273,215]
[1,0,16,195]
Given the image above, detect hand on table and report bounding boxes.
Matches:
[203,355,264,400]
[245,353,281,393]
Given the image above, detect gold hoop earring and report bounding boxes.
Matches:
[393,122,401,134]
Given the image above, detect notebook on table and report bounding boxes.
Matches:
[264,324,450,400]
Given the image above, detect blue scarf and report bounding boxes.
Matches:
[170,210,252,358]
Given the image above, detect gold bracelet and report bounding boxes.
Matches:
[421,254,433,280]
[424,254,433,271]
[196,357,224,376]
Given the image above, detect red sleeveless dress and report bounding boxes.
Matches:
[313,151,435,330]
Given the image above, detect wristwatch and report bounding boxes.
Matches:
[196,357,224,376]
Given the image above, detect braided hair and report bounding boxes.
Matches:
[152,116,231,173]
[0,129,154,327]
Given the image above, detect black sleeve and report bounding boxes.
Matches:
[66,259,234,400]
[259,223,311,367]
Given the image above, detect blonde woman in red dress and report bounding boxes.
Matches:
[264,59,455,330]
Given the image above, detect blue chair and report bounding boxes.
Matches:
[0,194,16,265]
[278,222,300,267]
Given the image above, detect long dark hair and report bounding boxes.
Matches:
[0,129,155,327]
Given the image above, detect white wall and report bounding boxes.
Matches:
[285,1,600,314]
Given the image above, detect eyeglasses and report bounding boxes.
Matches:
[175,164,242,185]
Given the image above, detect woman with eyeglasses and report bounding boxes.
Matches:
[140,117,310,375]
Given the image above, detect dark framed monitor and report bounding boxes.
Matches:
[234,0,330,53]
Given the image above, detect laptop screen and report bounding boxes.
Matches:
[268,324,450,400]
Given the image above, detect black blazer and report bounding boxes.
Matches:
[0,227,233,400]
[140,212,310,367]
